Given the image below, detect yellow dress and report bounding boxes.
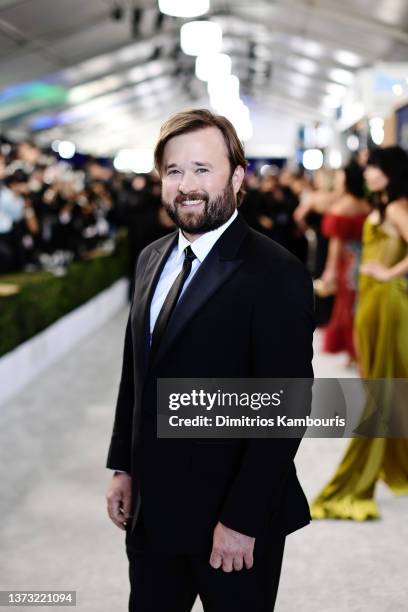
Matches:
[311,219,408,520]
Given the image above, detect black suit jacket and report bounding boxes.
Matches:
[106,213,315,553]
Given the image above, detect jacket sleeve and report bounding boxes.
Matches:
[219,259,315,538]
[105,308,135,473]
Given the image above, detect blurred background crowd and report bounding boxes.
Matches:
[0,140,173,277]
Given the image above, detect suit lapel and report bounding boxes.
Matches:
[131,232,178,376]
[150,214,249,368]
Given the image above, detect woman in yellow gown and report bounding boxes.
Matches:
[311,146,408,520]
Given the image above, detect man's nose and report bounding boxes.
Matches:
[178,172,199,194]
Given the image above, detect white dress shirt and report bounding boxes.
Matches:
[149,208,238,344]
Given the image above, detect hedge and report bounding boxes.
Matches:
[0,235,129,357]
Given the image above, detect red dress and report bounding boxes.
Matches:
[321,213,368,358]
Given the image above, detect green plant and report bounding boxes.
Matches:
[0,237,129,357]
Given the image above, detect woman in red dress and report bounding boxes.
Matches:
[314,161,370,361]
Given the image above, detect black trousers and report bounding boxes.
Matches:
[125,525,285,612]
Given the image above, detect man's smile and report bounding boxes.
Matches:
[178,199,205,208]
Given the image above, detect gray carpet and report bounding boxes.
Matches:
[0,307,407,611]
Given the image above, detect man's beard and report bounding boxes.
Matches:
[162,181,236,234]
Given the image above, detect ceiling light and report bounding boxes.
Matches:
[260,164,272,176]
[158,0,209,18]
[302,149,323,171]
[369,117,384,129]
[208,74,239,98]
[289,37,323,59]
[58,141,76,159]
[113,149,154,173]
[370,127,384,145]
[195,53,231,82]
[287,57,318,75]
[329,68,354,85]
[333,50,362,68]
[327,150,342,169]
[180,21,222,56]
[392,83,403,96]
[369,118,384,145]
[346,134,359,151]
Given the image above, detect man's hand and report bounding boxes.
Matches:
[106,473,132,531]
[209,522,255,572]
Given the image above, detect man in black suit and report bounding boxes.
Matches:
[106,109,314,611]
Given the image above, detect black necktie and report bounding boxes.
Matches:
[150,245,197,358]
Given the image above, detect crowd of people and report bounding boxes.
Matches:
[241,147,408,521]
[0,141,175,280]
[309,146,408,521]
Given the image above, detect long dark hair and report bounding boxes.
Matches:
[367,146,408,221]
[343,160,365,198]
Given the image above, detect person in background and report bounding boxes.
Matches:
[311,146,408,521]
[314,162,370,363]
[0,171,27,273]
[293,168,337,326]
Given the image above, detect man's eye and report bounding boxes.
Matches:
[167,169,180,175]
[196,168,208,174]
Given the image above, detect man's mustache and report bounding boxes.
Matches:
[174,192,208,205]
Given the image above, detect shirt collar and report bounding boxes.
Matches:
[176,209,238,263]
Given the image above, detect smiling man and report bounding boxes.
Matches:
[106,109,314,611]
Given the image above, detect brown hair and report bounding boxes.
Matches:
[154,108,247,205]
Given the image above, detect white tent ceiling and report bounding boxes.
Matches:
[1,0,407,155]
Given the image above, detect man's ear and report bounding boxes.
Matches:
[231,165,245,195]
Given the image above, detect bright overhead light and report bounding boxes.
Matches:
[213,98,252,141]
[180,21,222,56]
[369,118,384,145]
[68,75,124,104]
[226,104,252,141]
[236,120,253,142]
[58,141,76,159]
[369,117,384,128]
[158,0,209,18]
[302,149,323,171]
[289,37,323,59]
[392,83,403,96]
[327,149,342,169]
[207,74,241,115]
[113,149,154,173]
[346,134,359,151]
[329,68,354,85]
[287,57,318,75]
[333,50,362,68]
[208,74,240,100]
[370,127,384,145]
[195,53,231,82]
[260,164,272,176]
